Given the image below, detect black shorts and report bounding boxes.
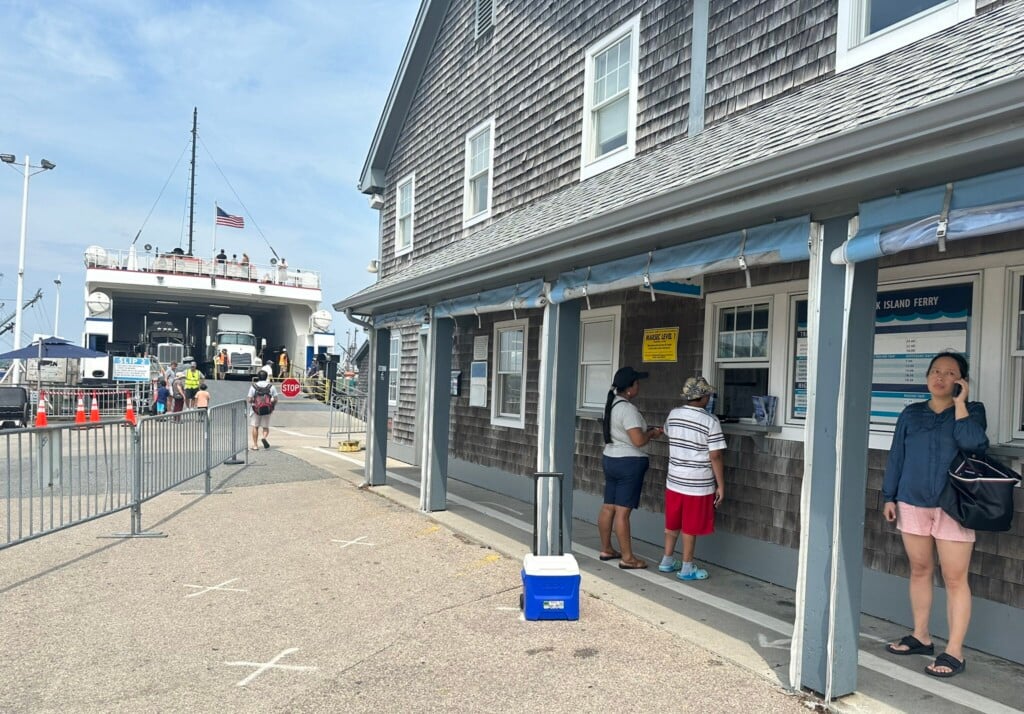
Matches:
[185,388,198,399]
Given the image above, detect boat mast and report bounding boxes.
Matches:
[187,107,197,256]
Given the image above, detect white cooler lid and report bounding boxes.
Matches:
[523,553,580,576]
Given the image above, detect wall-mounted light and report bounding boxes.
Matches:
[366,259,379,273]
[368,193,385,210]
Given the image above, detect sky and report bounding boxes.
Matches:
[0,0,420,357]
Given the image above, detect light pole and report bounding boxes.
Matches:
[53,274,62,337]
[1,154,57,385]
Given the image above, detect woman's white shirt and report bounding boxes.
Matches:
[603,397,649,458]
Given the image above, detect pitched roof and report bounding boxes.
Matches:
[339,2,1024,313]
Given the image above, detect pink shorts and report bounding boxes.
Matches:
[665,490,715,536]
[896,502,975,543]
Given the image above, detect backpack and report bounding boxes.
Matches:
[252,383,275,415]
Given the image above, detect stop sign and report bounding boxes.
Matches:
[280,378,301,398]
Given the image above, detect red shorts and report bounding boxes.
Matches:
[665,490,715,536]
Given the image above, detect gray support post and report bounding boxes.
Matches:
[421,315,453,512]
[131,426,143,535]
[204,409,212,495]
[790,218,877,697]
[688,0,709,136]
[366,326,390,487]
[552,297,585,553]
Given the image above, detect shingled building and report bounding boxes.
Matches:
[336,0,1024,691]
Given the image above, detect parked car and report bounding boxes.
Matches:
[0,386,32,428]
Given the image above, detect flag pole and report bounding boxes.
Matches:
[212,202,218,277]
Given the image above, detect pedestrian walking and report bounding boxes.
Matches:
[598,366,661,569]
[248,368,278,450]
[660,376,726,581]
[171,372,186,422]
[883,352,988,679]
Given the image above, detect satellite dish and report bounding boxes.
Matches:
[270,258,278,265]
[86,291,112,316]
[143,243,152,252]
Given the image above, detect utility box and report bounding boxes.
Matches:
[521,553,580,621]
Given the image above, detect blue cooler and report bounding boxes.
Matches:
[521,553,580,621]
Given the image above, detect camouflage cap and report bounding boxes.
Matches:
[681,376,715,400]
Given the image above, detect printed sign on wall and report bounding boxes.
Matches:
[469,361,488,407]
[642,327,679,363]
[791,282,972,424]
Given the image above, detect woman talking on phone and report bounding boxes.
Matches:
[882,351,988,679]
[598,366,662,569]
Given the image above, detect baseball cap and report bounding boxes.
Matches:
[612,366,649,390]
[681,376,716,400]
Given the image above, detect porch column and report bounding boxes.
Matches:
[790,218,878,697]
[536,300,581,554]
[365,326,390,487]
[420,312,452,512]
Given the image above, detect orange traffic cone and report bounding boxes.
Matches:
[123,389,137,424]
[124,392,137,426]
[34,391,48,428]
[89,392,101,423]
[74,393,86,424]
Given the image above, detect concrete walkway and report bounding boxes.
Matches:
[2,392,1021,713]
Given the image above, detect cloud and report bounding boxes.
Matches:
[0,0,417,350]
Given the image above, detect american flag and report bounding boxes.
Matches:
[216,207,244,229]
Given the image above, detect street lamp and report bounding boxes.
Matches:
[2,154,56,385]
[53,274,62,337]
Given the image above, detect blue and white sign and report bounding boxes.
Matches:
[112,356,150,382]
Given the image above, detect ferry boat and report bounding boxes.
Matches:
[79,110,334,382]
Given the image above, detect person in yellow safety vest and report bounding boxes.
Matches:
[278,348,290,378]
[184,364,204,407]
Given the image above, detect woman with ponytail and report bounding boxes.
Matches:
[598,366,662,569]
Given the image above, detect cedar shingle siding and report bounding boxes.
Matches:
[368,0,1024,622]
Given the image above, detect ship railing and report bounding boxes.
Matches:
[1,399,248,551]
[83,247,321,289]
[33,383,155,420]
[327,388,367,450]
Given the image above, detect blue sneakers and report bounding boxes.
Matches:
[658,559,682,573]
[677,567,709,581]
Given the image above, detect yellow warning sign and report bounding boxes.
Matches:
[643,327,679,363]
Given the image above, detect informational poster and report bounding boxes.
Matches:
[642,327,679,363]
[112,356,151,382]
[791,282,972,425]
[469,361,488,407]
[473,335,489,361]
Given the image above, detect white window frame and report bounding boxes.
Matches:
[836,0,975,72]
[578,306,621,411]
[580,15,640,181]
[491,318,528,429]
[388,332,401,406]
[705,296,775,421]
[394,173,415,256]
[1008,268,1024,440]
[463,118,495,227]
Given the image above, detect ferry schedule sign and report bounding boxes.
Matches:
[112,357,150,382]
[280,378,301,398]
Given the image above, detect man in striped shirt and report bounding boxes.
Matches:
[658,376,727,581]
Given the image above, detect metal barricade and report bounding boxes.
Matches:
[1,399,249,550]
[34,383,153,420]
[2,420,135,549]
[327,390,368,449]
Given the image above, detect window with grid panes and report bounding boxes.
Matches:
[464,120,493,225]
[492,319,527,427]
[388,333,400,406]
[395,174,414,255]
[714,301,771,419]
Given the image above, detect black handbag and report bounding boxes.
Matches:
[939,451,1022,532]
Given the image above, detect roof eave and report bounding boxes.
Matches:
[357,0,451,195]
[338,74,1024,316]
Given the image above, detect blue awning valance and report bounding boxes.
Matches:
[548,215,811,304]
[831,165,1024,264]
[434,279,547,320]
[372,306,429,329]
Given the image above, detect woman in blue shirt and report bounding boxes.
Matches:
[882,352,988,679]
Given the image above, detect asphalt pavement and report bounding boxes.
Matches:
[2,381,1021,713]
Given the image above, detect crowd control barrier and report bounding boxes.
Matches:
[1,399,248,550]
